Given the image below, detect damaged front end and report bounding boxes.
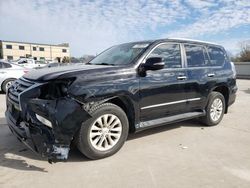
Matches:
[5,77,91,163]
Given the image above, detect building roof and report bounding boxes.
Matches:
[0,40,69,47]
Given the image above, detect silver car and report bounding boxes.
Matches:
[0,60,29,93]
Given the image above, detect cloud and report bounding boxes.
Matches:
[166,0,250,38]
[185,0,216,10]
[0,0,249,56]
[0,0,188,55]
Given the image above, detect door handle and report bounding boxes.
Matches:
[0,72,6,74]
[177,76,187,80]
[207,73,215,77]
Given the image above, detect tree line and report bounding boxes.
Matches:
[70,55,95,64]
[231,40,250,62]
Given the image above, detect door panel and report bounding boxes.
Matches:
[183,44,215,111]
[139,43,188,122]
[184,68,212,111]
[139,69,188,121]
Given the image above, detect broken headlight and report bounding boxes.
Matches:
[39,78,75,100]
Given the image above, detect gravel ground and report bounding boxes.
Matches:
[0,79,250,188]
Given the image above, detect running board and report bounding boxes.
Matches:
[139,111,205,128]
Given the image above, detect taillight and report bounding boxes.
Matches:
[24,70,29,74]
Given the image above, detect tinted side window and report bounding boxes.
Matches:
[18,60,27,64]
[0,62,2,69]
[3,63,12,68]
[207,46,225,66]
[185,44,209,67]
[149,43,182,68]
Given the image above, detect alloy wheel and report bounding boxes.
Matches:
[210,98,223,122]
[5,81,13,91]
[89,114,122,151]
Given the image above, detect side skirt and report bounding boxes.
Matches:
[137,111,205,132]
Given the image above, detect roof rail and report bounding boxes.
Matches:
[168,38,219,45]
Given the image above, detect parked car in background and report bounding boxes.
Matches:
[35,63,85,70]
[13,58,48,69]
[35,62,70,69]
[34,62,60,69]
[0,60,29,93]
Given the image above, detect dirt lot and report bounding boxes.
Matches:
[0,79,250,188]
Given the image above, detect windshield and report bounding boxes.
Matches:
[88,42,150,66]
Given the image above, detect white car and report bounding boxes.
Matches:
[13,58,47,69]
[0,60,29,93]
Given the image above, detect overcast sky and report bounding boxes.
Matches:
[0,0,249,57]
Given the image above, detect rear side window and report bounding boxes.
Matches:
[185,44,209,67]
[0,62,2,69]
[207,46,226,66]
[18,60,27,64]
[3,63,12,68]
[149,43,182,68]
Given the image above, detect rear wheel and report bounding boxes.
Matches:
[77,103,129,159]
[2,79,15,93]
[201,92,225,126]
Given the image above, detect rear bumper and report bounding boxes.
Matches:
[228,85,237,106]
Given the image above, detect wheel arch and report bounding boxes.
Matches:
[1,77,16,91]
[107,96,136,133]
[212,85,229,113]
[72,94,137,144]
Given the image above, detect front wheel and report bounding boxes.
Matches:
[77,103,129,159]
[2,79,16,93]
[201,92,225,126]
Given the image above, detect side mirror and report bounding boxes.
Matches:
[143,57,165,71]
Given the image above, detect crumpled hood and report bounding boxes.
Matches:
[23,64,111,81]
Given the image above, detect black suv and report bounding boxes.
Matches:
[5,39,237,162]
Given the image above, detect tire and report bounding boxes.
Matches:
[2,79,16,93]
[201,92,225,126]
[77,103,129,159]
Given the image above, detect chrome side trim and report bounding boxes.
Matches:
[141,98,201,110]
